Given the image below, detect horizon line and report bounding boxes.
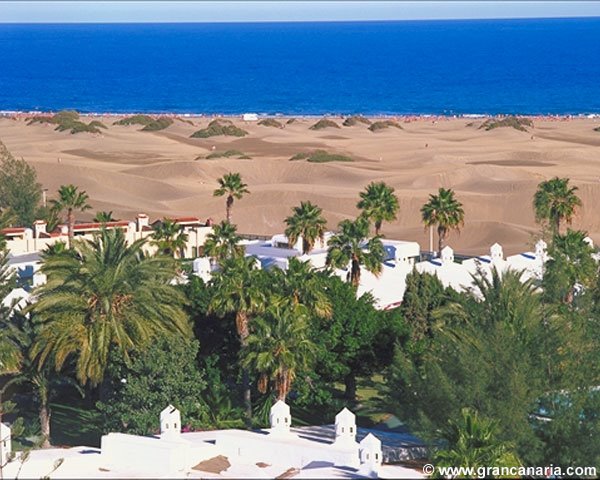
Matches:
[1,15,600,24]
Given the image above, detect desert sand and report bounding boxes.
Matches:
[1,114,600,255]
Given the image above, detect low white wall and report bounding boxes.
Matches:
[100,432,216,475]
[215,430,359,469]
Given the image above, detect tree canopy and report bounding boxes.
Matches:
[357,181,399,236]
[0,141,43,227]
[31,228,190,385]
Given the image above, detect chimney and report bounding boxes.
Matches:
[136,213,149,231]
[33,220,47,238]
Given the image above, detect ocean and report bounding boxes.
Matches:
[1,18,599,115]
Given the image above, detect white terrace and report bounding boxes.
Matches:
[0,402,424,479]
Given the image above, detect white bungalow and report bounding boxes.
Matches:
[415,246,474,292]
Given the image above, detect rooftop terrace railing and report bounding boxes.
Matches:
[238,233,273,241]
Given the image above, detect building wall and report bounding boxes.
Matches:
[3,222,213,259]
[215,430,359,469]
[100,433,216,475]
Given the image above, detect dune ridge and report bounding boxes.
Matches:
[2,115,600,255]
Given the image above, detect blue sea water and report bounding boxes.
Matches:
[0,18,599,115]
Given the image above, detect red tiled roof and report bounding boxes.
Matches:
[70,221,130,231]
[171,216,201,223]
[0,227,26,235]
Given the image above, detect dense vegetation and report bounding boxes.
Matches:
[289,150,353,163]
[113,114,154,126]
[191,119,248,138]
[27,110,107,134]
[309,119,341,130]
[257,118,283,128]
[368,120,403,132]
[113,115,173,132]
[204,150,251,160]
[479,116,534,132]
[343,116,372,127]
[1,165,599,474]
[0,141,43,227]
[114,115,174,131]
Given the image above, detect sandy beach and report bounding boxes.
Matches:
[1,114,600,255]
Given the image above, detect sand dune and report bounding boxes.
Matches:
[2,115,600,255]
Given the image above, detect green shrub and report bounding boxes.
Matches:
[191,120,248,138]
[114,115,173,131]
[97,338,211,435]
[257,118,283,128]
[343,115,372,127]
[88,120,108,129]
[309,119,341,130]
[27,110,106,134]
[479,116,533,132]
[289,152,311,161]
[113,114,155,126]
[205,149,251,160]
[141,117,174,131]
[290,150,353,163]
[368,120,403,132]
[56,120,103,134]
[286,118,297,124]
[594,126,600,132]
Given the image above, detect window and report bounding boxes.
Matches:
[174,423,177,429]
[350,427,353,433]
[165,423,168,428]
[375,453,379,460]
[284,417,288,424]
[342,427,344,433]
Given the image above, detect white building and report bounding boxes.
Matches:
[1,213,213,259]
[240,232,420,310]
[242,113,258,122]
[0,402,424,479]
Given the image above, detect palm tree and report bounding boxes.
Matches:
[533,177,582,235]
[357,181,399,236]
[204,220,243,262]
[434,408,521,473]
[93,211,116,223]
[209,255,267,425]
[50,184,91,248]
[470,267,540,330]
[326,216,385,287]
[544,229,596,305]
[213,172,249,223]
[1,311,80,448]
[30,228,190,386]
[151,219,189,258]
[0,248,20,375]
[271,257,332,318]
[40,241,70,260]
[284,201,328,254]
[421,187,465,255]
[242,296,315,401]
